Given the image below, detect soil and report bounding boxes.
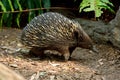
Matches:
[0,28,120,80]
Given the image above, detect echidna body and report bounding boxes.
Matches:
[21,12,95,60]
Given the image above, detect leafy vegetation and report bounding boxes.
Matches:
[0,0,115,27]
[79,0,115,18]
[0,0,51,27]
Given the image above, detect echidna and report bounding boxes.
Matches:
[21,12,97,61]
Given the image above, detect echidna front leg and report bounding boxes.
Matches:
[56,46,70,61]
[63,52,70,61]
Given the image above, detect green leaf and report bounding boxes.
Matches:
[0,1,7,12]
[3,13,13,27]
[27,0,36,22]
[14,0,22,10]
[13,0,18,9]
[34,0,43,14]
[0,1,6,27]
[2,0,10,10]
[16,13,21,27]
[95,7,103,17]
[101,0,114,7]
[42,0,51,11]
[16,0,22,11]
[83,7,94,12]
[14,0,22,27]
[8,0,14,11]
[1,0,12,27]
[79,0,90,12]
[79,0,114,18]
[0,14,4,28]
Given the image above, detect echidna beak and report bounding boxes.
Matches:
[91,45,99,53]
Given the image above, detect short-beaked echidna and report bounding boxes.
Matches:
[21,12,97,61]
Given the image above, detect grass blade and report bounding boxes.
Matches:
[27,0,35,22]
[42,0,51,11]
[0,1,7,28]
[34,0,43,14]
[8,0,14,11]
[15,0,22,27]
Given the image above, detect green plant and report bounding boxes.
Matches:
[0,0,51,27]
[79,0,115,18]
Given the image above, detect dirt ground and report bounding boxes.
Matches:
[0,28,120,80]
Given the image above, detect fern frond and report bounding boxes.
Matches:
[79,0,114,18]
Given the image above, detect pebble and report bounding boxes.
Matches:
[9,64,18,68]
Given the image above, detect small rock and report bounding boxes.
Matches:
[50,75,55,80]
[9,64,18,68]
[4,35,8,38]
[39,71,47,76]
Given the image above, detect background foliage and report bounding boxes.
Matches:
[0,0,115,27]
[79,0,115,18]
[0,0,51,27]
